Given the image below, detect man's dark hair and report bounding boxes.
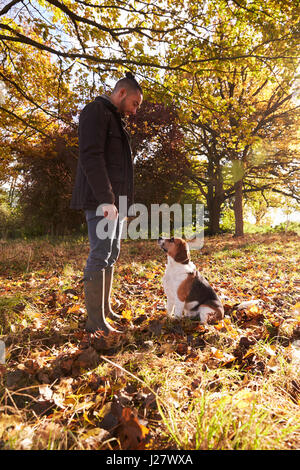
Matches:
[113,72,143,95]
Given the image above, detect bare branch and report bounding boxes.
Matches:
[0,0,23,17]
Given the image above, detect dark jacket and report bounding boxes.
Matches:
[70,95,134,213]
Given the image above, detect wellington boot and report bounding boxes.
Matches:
[84,270,121,334]
[104,265,123,321]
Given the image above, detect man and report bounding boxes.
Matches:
[70,72,143,337]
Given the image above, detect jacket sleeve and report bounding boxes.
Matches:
[78,100,115,205]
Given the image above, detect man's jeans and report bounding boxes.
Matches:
[84,209,125,275]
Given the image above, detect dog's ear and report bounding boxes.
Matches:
[174,239,190,264]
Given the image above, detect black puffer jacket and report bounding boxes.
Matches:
[70,96,134,212]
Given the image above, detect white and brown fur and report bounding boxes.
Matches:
[158,237,224,323]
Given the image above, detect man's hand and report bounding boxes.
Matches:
[102,204,118,220]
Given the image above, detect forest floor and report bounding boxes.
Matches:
[0,231,299,450]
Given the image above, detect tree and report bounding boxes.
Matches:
[0,36,79,184]
[179,70,299,235]
[1,0,298,139]
[8,127,84,236]
[128,101,195,207]
[0,1,299,237]
[158,1,299,235]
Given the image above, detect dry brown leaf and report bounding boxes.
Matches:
[117,407,150,450]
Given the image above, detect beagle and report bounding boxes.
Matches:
[158,237,224,323]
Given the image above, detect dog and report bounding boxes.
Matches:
[158,237,224,323]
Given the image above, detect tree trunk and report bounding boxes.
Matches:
[233,179,244,237]
[207,196,223,235]
[209,205,221,235]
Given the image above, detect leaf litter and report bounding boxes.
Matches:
[0,232,300,449]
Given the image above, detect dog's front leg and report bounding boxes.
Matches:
[174,299,185,319]
[163,278,175,316]
[166,296,175,316]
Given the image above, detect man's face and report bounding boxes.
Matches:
[117,89,143,115]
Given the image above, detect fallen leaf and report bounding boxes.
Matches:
[117,407,150,450]
[0,414,22,439]
[211,347,224,359]
[39,384,53,401]
[234,390,256,410]
[122,309,133,321]
[176,343,188,355]
[67,304,81,314]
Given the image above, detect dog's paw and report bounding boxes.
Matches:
[199,311,209,323]
[174,313,183,320]
[184,311,200,321]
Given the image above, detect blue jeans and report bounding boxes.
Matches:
[84,209,124,274]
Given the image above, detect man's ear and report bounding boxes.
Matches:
[119,87,127,98]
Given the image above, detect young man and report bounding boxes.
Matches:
[70,73,143,336]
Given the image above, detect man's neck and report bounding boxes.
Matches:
[106,93,119,111]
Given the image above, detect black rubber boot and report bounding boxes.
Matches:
[104,265,123,321]
[84,270,121,334]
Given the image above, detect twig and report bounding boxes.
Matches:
[4,387,23,420]
[100,355,163,405]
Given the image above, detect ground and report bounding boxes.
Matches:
[0,231,299,450]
